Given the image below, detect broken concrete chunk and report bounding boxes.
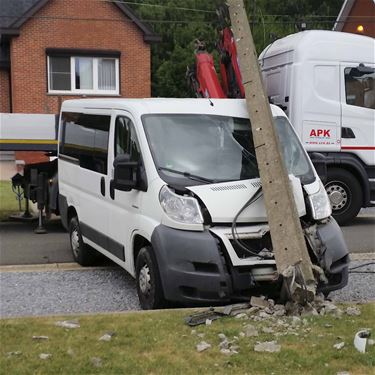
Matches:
[39,353,51,360]
[55,320,80,329]
[32,336,49,340]
[205,319,212,326]
[346,306,361,316]
[218,333,227,341]
[191,329,196,335]
[220,348,232,355]
[6,351,22,357]
[333,342,345,350]
[90,357,102,367]
[254,341,281,353]
[250,296,270,309]
[262,327,274,334]
[219,340,229,350]
[99,332,115,342]
[244,324,259,337]
[67,348,75,357]
[368,339,374,346]
[354,329,371,353]
[197,333,205,338]
[336,372,350,375]
[196,341,211,352]
[235,313,248,320]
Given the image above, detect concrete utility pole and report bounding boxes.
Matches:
[227,0,316,302]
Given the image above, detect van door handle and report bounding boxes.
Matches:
[100,177,105,196]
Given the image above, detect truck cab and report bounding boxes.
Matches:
[259,30,375,224]
[56,98,349,309]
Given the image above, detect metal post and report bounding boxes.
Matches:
[227,0,316,302]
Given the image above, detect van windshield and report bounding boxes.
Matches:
[142,114,315,186]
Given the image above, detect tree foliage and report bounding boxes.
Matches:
[125,0,344,97]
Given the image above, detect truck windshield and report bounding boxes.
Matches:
[142,114,315,185]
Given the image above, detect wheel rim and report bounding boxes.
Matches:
[325,180,350,212]
[139,264,151,295]
[71,229,80,258]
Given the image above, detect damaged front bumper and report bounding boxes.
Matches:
[150,217,349,305]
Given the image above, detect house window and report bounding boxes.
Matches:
[48,56,119,95]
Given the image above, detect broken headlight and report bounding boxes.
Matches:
[159,185,203,224]
[308,181,332,221]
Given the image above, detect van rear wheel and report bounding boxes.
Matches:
[136,246,166,310]
[69,217,96,266]
[325,168,362,225]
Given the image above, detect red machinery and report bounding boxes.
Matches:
[187,5,244,99]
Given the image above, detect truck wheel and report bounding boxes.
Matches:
[136,246,166,310]
[69,217,96,266]
[325,168,362,225]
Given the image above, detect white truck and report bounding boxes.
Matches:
[0,99,349,309]
[259,30,375,224]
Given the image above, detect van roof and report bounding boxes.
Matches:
[61,98,286,119]
[259,30,374,65]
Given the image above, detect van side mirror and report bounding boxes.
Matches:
[112,154,138,192]
[309,152,327,184]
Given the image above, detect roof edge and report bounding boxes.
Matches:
[114,3,161,43]
[333,0,355,31]
[10,0,50,29]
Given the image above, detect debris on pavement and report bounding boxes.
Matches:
[55,319,80,329]
[32,336,49,340]
[196,341,211,352]
[39,353,51,360]
[354,329,371,353]
[254,341,281,353]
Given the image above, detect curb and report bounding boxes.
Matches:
[0,263,117,273]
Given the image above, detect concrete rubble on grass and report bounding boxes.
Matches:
[345,306,361,316]
[39,353,51,360]
[32,336,49,340]
[91,357,103,367]
[55,319,80,329]
[254,341,281,353]
[6,351,22,357]
[217,333,240,355]
[333,342,345,350]
[99,332,115,342]
[196,341,211,352]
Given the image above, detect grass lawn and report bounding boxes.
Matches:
[0,180,23,221]
[0,303,374,374]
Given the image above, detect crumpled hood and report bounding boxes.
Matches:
[187,177,306,223]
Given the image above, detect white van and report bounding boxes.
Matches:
[259,30,375,224]
[58,98,349,309]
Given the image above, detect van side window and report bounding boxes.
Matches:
[60,112,110,174]
[115,116,141,161]
[344,66,375,110]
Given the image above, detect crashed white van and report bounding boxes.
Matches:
[58,98,349,309]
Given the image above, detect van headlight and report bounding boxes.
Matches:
[308,181,332,221]
[159,185,203,224]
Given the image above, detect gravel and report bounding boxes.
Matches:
[0,261,373,318]
[0,268,140,317]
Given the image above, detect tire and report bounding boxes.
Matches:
[325,168,362,225]
[69,216,96,266]
[135,246,166,310]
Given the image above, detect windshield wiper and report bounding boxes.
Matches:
[158,167,216,184]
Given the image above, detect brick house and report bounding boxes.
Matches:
[333,0,375,37]
[0,0,159,170]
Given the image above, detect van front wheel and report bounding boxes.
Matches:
[69,217,96,266]
[136,246,165,310]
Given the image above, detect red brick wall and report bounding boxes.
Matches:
[342,0,375,37]
[10,0,151,114]
[0,69,11,112]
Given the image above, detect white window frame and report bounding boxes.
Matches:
[47,56,120,95]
